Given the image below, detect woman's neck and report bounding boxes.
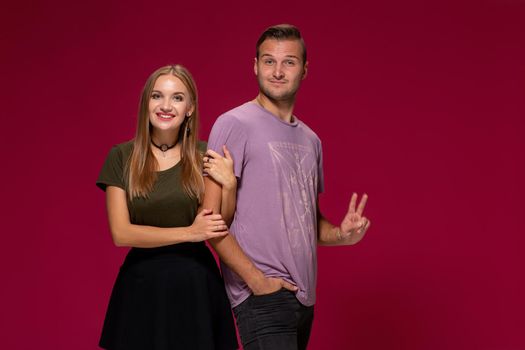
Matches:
[151,128,179,146]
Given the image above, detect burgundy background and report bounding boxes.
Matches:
[1,0,524,349]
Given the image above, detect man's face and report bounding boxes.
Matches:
[254,39,308,102]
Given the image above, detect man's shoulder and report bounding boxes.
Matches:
[296,119,322,144]
[215,102,258,128]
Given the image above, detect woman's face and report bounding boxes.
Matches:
[148,74,193,134]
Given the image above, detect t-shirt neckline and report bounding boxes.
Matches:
[248,101,299,127]
[157,160,181,174]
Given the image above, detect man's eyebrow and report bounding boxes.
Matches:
[260,53,300,59]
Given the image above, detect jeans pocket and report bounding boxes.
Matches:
[251,288,287,300]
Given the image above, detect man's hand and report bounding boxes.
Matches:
[249,274,298,295]
[339,193,370,244]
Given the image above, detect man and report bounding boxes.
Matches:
[203,24,371,350]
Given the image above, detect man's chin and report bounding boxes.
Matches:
[261,89,295,102]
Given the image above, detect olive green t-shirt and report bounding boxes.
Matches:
[96,140,206,229]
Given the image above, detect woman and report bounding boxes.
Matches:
[96,65,238,349]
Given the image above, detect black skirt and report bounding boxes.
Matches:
[99,243,238,350]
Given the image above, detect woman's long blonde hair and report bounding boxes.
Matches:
[126,65,204,201]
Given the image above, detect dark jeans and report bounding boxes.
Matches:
[233,289,314,350]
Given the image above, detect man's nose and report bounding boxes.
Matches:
[273,64,284,79]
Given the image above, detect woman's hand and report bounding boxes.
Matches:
[203,145,236,190]
[188,209,229,242]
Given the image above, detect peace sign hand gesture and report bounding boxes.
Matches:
[339,193,371,245]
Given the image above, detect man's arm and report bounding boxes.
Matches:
[203,146,237,225]
[203,176,297,294]
[317,193,371,246]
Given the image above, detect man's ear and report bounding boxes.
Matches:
[302,61,309,80]
[254,57,258,76]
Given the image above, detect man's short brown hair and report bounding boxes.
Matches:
[256,24,307,63]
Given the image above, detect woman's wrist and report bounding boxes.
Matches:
[222,176,237,191]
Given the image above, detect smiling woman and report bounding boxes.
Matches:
[95,65,238,350]
[148,75,193,140]
[127,66,203,200]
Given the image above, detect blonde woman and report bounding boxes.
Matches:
[96,65,237,349]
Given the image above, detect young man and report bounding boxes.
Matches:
[203,24,371,350]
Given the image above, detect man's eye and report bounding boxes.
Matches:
[265,60,274,65]
[285,60,295,66]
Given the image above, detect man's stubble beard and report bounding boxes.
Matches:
[257,78,299,104]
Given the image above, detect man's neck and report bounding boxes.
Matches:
[255,93,296,123]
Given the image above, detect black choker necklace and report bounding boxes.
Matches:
[151,140,177,156]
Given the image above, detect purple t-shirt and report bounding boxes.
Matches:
[208,102,324,307]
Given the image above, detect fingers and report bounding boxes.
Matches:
[208,230,229,238]
[206,149,220,159]
[203,212,226,232]
[222,145,232,160]
[198,212,224,223]
[207,218,226,225]
[348,193,357,213]
[206,149,220,157]
[362,217,370,230]
[210,223,228,231]
[281,280,298,292]
[198,208,212,216]
[357,217,370,234]
[348,193,368,216]
[204,214,223,222]
[356,193,368,216]
[203,162,216,172]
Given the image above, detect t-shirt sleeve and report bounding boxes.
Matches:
[207,115,247,179]
[318,140,325,194]
[96,145,126,191]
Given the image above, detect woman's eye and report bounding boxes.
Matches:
[173,95,183,102]
[151,93,161,99]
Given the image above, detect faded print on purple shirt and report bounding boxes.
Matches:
[207,102,324,307]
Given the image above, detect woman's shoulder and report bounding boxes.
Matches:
[108,140,134,158]
[100,140,134,167]
[115,140,134,152]
[197,140,207,153]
